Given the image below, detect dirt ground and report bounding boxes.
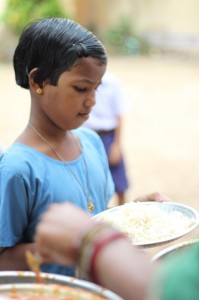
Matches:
[0,55,199,256]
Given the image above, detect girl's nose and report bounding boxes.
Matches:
[84,91,96,107]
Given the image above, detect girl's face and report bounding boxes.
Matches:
[39,57,106,130]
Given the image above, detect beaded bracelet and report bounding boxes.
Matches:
[89,231,125,284]
[75,222,116,280]
[74,222,126,283]
[74,222,112,262]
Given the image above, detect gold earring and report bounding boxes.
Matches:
[36,88,43,94]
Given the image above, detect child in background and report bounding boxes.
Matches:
[0,17,114,277]
[84,72,129,205]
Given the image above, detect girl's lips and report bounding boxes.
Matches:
[78,111,90,116]
[78,112,89,120]
[79,112,89,115]
[79,110,90,115]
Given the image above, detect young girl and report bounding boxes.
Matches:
[0,17,114,276]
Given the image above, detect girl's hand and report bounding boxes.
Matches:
[133,192,170,203]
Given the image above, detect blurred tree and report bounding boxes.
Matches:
[2,0,69,36]
[103,17,150,55]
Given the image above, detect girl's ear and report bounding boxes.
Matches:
[29,68,44,95]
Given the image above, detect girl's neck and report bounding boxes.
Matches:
[16,123,81,161]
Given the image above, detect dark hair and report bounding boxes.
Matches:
[13,18,107,89]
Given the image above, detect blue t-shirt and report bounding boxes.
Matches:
[0,127,114,276]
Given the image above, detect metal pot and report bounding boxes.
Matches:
[0,271,122,300]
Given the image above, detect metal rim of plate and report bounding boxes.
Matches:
[93,202,199,248]
[151,238,199,261]
[0,271,122,300]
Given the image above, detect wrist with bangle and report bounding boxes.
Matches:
[73,221,126,284]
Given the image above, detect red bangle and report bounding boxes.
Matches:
[89,232,125,284]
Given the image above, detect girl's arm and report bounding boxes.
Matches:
[0,243,36,270]
[109,116,122,165]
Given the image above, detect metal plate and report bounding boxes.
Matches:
[93,202,199,248]
[152,239,199,261]
[0,272,122,300]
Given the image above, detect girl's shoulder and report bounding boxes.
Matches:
[0,143,51,176]
[1,143,43,160]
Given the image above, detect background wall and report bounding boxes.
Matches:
[72,0,199,34]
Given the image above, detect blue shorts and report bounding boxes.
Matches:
[97,131,129,194]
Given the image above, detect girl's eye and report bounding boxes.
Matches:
[74,86,87,93]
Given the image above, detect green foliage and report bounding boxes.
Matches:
[103,17,150,55]
[2,0,69,36]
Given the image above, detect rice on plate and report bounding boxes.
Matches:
[93,202,199,247]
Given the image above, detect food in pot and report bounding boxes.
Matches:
[0,283,108,300]
[25,251,42,283]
